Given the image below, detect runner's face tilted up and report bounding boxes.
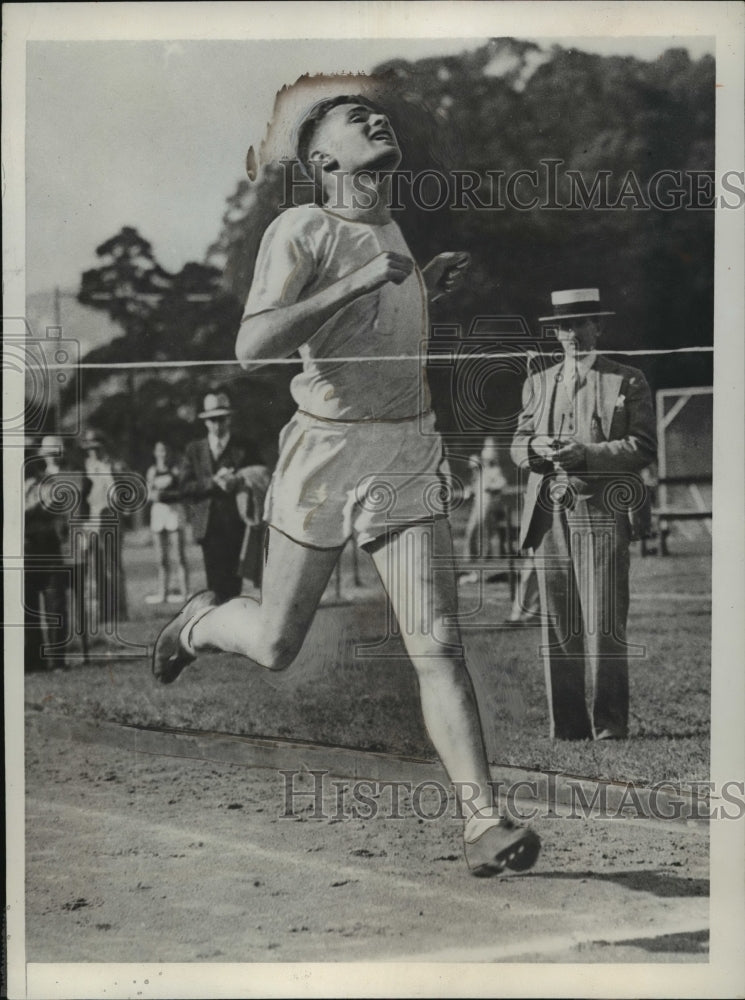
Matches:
[309,102,402,176]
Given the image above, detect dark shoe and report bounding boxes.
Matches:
[464,817,541,877]
[152,590,216,685]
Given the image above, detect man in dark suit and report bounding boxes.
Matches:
[168,392,264,603]
[511,289,657,741]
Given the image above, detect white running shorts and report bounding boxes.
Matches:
[264,410,448,549]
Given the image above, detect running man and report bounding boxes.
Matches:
[153,94,540,876]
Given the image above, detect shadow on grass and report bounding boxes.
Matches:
[527,868,709,898]
[632,731,710,740]
[604,928,709,954]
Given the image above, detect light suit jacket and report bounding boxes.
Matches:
[510,356,657,551]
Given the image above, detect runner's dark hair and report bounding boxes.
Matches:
[295,94,389,177]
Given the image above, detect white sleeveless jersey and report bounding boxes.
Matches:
[244,205,431,421]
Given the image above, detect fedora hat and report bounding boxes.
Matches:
[198,392,234,420]
[538,288,615,323]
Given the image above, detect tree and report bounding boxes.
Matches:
[211,43,714,385]
[74,228,240,467]
[67,44,715,474]
[78,227,172,355]
[73,226,294,469]
[367,40,714,403]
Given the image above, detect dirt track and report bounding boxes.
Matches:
[26,722,709,966]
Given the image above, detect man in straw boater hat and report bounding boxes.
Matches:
[153,90,541,877]
[511,288,657,741]
[160,391,265,604]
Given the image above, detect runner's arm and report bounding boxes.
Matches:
[421,252,471,303]
[236,251,413,369]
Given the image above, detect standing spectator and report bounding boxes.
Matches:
[505,557,541,626]
[235,463,272,592]
[460,437,508,584]
[173,391,264,603]
[81,428,129,627]
[24,435,89,670]
[145,441,190,605]
[511,288,656,740]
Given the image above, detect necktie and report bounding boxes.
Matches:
[590,375,605,442]
[565,359,578,396]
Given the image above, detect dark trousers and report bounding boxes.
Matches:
[464,493,507,558]
[533,498,631,739]
[25,570,70,670]
[200,517,244,604]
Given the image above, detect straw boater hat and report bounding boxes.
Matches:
[538,288,615,323]
[198,392,234,420]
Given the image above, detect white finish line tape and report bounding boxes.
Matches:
[42,346,714,369]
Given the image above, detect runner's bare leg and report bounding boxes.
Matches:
[189,527,341,668]
[190,519,495,816]
[370,517,495,816]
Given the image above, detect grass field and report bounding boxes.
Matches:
[24,521,712,787]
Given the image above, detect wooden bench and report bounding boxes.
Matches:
[650,503,712,557]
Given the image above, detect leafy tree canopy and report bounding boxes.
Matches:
[71,41,715,464]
